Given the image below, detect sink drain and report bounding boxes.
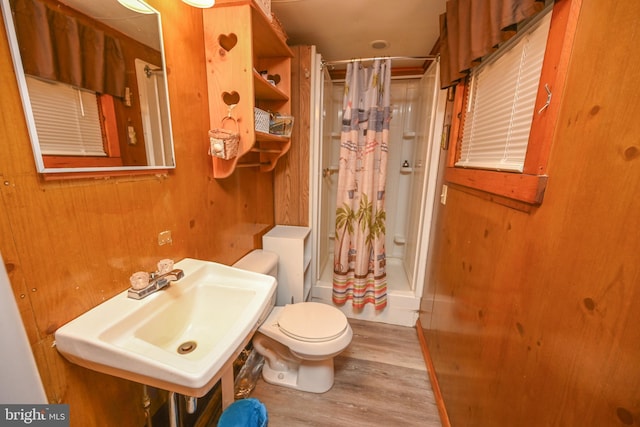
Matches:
[177,340,197,354]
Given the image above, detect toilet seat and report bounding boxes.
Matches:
[278,302,348,343]
[257,303,353,359]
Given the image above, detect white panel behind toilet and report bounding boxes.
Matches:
[263,226,312,305]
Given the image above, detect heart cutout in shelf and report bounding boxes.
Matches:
[222,91,240,106]
[267,74,281,85]
[218,33,237,52]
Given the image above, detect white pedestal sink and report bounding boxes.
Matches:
[54,258,276,409]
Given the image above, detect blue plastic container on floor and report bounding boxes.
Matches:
[217,398,268,427]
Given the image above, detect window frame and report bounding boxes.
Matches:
[41,92,122,169]
[444,0,582,207]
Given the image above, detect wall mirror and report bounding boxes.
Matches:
[1,0,176,175]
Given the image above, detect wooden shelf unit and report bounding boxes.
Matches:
[203,0,293,178]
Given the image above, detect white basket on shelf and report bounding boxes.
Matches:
[254,108,270,133]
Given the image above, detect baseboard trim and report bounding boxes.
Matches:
[416,318,451,427]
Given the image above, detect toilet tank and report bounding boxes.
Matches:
[233,249,278,278]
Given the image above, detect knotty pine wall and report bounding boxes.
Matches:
[420,1,640,425]
[274,45,311,227]
[0,2,274,426]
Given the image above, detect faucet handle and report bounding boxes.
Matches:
[157,259,174,274]
[130,271,150,290]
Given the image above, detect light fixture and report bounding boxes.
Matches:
[118,0,215,12]
[182,0,216,7]
[117,0,155,14]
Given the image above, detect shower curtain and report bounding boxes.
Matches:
[332,59,391,311]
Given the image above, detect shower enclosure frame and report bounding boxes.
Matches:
[309,54,446,326]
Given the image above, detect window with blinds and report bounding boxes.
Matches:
[456,9,552,173]
[25,76,107,157]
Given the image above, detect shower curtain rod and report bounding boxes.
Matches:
[322,55,437,66]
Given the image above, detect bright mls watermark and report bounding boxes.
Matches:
[0,405,69,426]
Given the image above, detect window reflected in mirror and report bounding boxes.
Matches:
[1,0,176,175]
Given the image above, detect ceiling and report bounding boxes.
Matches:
[271,0,447,71]
[58,0,447,72]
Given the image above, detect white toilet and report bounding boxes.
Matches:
[233,249,353,393]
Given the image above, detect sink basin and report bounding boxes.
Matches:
[54,258,276,399]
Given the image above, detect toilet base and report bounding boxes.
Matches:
[261,357,334,393]
[253,333,336,393]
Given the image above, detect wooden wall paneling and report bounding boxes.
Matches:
[0,182,43,363]
[420,1,640,426]
[0,0,276,425]
[416,319,451,427]
[0,33,37,341]
[215,167,274,259]
[274,45,311,226]
[0,12,62,406]
[0,16,35,178]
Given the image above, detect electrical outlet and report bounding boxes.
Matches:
[158,230,172,245]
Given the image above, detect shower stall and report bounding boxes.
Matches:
[310,52,447,326]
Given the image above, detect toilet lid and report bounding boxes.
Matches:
[277,302,348,342]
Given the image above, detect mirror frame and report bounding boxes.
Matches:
[0,0,177,177]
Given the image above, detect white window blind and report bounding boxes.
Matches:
[456,10,552,172]
[25,76,107,157]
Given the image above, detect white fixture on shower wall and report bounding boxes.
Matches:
[387,81,420,259]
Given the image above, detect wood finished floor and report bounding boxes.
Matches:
[250,319,442,426]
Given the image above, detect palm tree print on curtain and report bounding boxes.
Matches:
[333,59,391,311]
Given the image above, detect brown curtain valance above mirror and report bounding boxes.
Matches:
[10,0,126,97]
[439,0,545,88]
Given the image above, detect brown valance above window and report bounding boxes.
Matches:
[439,0,545,88]
[10,0,126,98]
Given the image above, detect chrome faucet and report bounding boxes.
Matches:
[127,268,185,300]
